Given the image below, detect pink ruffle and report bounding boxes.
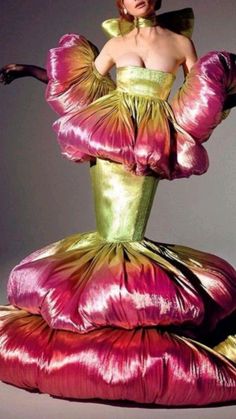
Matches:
[47,37,236,179]
[45,34,115,116]
[1,305,236,406]
[7,232,236,335]
[171,50,236,143]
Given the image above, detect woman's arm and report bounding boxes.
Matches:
[94,39,115,76]
[180,37,198,77]
[0,64,48,85]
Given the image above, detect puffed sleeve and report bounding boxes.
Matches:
[45,34,116,116]
[170,51,236,144]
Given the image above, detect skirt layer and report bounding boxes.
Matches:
[7,231,236,335]
[1,305,236,406]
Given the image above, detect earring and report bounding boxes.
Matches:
[123,8,128,15]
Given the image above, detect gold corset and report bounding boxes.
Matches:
[90,158,159,242]
[116,65,176,100]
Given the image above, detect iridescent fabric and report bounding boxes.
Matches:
[6,160,236,337]
[45,34,115,115]
[45,32,236,179]
[1,158,236,405]
[1,8,236,407]
[101,7,194,39]
[1,305,236,405]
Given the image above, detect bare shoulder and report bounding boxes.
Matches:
[101,37,123,60]
[173,33,197,55]
[172,33,198,73]
[102,37,121,51]
[154,26,193,46]
[100,37,116,52]
[95,38,117,74]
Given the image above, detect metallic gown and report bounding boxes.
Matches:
[1,8,236,406]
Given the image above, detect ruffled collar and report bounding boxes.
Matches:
[101,7,194,39]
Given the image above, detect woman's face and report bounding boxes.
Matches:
[122,0,156,18]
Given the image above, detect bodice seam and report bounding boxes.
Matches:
[116,88,169,102]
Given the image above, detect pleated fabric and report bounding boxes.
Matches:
[7,232,236,336]
[45,34,115,116]
[45,33,236,179]
[1,160,236,405]
[1,22,236,407]
[1,304,236,406]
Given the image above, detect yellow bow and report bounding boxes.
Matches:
[101,7,194,39]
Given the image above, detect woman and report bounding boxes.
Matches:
[1,0,236,406]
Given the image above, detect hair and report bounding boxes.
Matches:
[116,0,162,21]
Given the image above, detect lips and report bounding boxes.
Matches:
[135,1,146,8]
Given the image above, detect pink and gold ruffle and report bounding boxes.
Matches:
[1,158,236,404]
[1,304,236,405]
[7,231,236,336]
[45,33,236,179]
[45,34,115,115]
[1,22,236,405]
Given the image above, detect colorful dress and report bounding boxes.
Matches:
[1,8,236,406]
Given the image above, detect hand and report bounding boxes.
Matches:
[0,64,26,85]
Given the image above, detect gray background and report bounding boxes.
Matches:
[0,1,236,418]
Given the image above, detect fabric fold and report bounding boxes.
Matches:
[45,33,236,179]
[1,10,236,406]
[7,231,236,335]
[1,305,236,405]
[45,34,115,116]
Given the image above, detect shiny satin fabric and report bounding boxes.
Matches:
[1,304,236,406]
[46,31,235,179]
[7,229,236,336]
[45,34,115,116]
[1,10,236,407]
[214,334,236,363]
[6,159,236,339]
[171,51,236,143]
[101,7,194,39]
[51,59,206,178]
[116,65,175,99]
[90,157,159,241]
[1,158,236,404]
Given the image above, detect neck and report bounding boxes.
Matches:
[133,13,157,28]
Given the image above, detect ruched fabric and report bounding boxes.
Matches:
[7,231,236,335]
[45,34,236,179]
[1,24,236,406]
[171,50,236,143]
[1,158,236,405]
[45,34,115,116]
[1,304,236,406]
[169,51,236,178]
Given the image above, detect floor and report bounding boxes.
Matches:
[0,380,236,419]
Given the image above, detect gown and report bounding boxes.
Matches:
[1,8,236,406]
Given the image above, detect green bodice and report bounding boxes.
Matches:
[90,158,159,242]
[116,65,176,99]
[90,67,177,242]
